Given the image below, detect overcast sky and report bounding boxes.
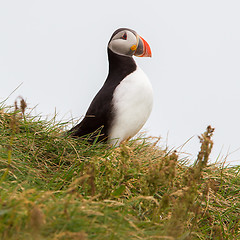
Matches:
[1,1,240,165]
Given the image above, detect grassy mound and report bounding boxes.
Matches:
[0,102,239,239]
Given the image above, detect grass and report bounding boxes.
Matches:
[0,100,240,239]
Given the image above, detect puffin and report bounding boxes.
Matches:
[69,28,153,146]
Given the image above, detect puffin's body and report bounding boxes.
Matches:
[69,28,153,146]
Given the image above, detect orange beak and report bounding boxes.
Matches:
[134,35,152,57]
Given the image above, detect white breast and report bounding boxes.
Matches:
[109,66,153,146]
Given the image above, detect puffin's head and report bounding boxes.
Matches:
[108,28,152,58]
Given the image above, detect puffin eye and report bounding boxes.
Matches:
[121,32,127,40]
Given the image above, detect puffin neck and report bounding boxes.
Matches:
[106,48,137,83]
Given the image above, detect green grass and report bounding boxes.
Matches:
[0,101,240,240]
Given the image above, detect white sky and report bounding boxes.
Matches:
[0,1,240,165]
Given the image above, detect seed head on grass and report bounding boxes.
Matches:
[195,125,215,171]
[20,97,27,116]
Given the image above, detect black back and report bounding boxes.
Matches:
[68,48,137,142]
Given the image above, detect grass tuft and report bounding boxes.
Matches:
[0,103,239,239]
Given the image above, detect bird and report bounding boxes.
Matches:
[68,28,153,146]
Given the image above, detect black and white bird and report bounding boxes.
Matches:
[69,28,153,146]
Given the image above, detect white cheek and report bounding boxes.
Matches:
[108,39,131,56]
[109,39,129,55]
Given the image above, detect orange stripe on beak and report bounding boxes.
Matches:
[139,36,152,57]
[134,35,152,58]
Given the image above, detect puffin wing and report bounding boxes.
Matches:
[68,84,114,142]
